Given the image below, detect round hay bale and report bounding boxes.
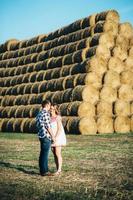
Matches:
[0,118,9,132]
[63,75,76,89]
[81,14,96,29]
[30,105,40,118]
[31,82,40,93]
[118,84,133,102]
[29,118,38,133]
[97,115,114,133]
[115,34,129,50]
[114,100,130,116]
[85,45,110,60]
[1,96,16,106]
[24,47,31,56]
[95,10,119,23]
[8,106,18,117]
[73,50,83,63]
[23,83,33,94]
[120,70,133,86]
[28,94,38,104]
[60,65,71,77]
[13,118,23,132]
[64,43,77,55]
[15,94,30,105]
[51,91,64,104]
[62,54,73,65]
[67,101,81,116]
[50,68,60,79]
[26,36,39,47]
[90,32,115,49]
[85,56,108,76]
[29,72,37,83]
[17,84,25,95]
[21,118,31,133]
[84,72,102,89]
[124,56,133,72]
[36,71,46,82]
[129,46,133,57]
[5,39,19,51]
[22,73,31,83]
[73,74,86,86]
[97,101,113,116]
[22,106,31,118]
[53,78,64,91]
[67,117,80,134]
[78,101,95,117]
[6,118,14,132]
[79,117,97,135]
[93,20,118,36]
[1,107,8,118]
[112,45,128,61]
[108,56,125,73]
[100,86,117,103]
[39,81,47,93]
[38,34,47,43]
[76,39,87,50]
[37,51,48,62]
[114,116,130,133]
[59,103,70,116]
[119,23,133,39]
[72,85,99,105]
[62,88,73,102]
[15,106,24,118]
[104,70,120,89]
[82,27,92,39]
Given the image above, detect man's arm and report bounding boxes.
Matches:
[44,112,55,141]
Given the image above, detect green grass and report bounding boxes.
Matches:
[0,132,133,200]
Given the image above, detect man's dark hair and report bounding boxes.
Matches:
[42,100,50,108]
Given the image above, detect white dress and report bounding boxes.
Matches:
[51,115,66,146]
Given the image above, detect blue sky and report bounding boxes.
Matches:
[0,0,133,44]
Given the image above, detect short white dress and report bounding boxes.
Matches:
[51,115,66,146]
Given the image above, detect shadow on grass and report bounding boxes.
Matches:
[0,161,38,175]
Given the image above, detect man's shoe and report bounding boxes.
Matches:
[40,172,53,176]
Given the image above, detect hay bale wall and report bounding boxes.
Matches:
[0,9,133,134]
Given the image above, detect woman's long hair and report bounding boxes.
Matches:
[52,103,61,116]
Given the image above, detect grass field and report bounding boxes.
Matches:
[0,132,133,200]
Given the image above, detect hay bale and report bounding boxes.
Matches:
[114,100,130,116]
[79,117,97,134]
[8,106,18,117]
[67,101,81,116]
[31,82,40,93]
[112,45,128,61]
[17,84,25,95]
[39,81,47,93]
[66,117,81,134]
[15,94,30,105]
[108,56,125,73]
[120,70,133,86]
[93,20,118,36]
[62,54,73,65]
[24,47,31,56]
[100,86,117,103]
[114,116,130,133]
[62,88,73,103]
[119,23,133,39]
[85,45,110,60]
[60,65,71,77]
[50,68,60,79]
[29,72,37,83]
[81,14,96,29]
[13,118,23,132]
[78,101,95,117]
[76,39,87,50]
[53,78,64,91]
[131,102,133,115]
[84,72,102,89]
[63,75,76,89]
[90,32,115,48]
[97,115,114,133]
[82,27,92,39]
[36,71,46,82]
[129,46,133,57]
[64,43,77,55]
[28,94,38,104]
[73,74,86,86]
[72,85,99,105]
[30,105,40,118]
[104,70,120,89]
[118,84,133,102]
[85,56,108,76]
[6,118,14,132]
[23,83,32,94]
[115,34,129,50]
[37,51,48,62]
[59,103,70,116]
[1,107,9,118]
[97,101,113,116]
[124,56,133,72]
[95,10,119,23]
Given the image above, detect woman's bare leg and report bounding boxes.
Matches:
[55,146,62,172]
[51,147,58,170]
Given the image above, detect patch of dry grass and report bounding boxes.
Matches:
[0,133,133,200]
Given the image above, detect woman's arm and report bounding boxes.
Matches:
[55,116,62,138]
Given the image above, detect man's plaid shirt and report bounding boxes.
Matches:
[36,108,51,139]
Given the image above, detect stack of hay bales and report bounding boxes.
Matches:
[0,10,133,134]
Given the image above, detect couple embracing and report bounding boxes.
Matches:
[36,100,66,176]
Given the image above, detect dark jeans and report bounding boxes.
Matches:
[39,137,51,174]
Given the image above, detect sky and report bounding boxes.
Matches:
[0,0,133,44]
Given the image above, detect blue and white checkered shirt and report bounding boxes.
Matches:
[36,108,51,139]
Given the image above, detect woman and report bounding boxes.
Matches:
[50,103,66,175]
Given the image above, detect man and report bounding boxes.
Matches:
[36,100,55,176]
